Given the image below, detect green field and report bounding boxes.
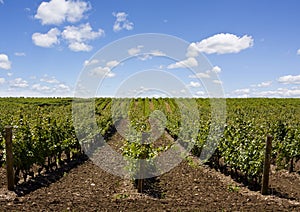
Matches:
[0,97,299,185]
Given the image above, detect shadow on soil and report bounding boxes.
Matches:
[14,155,88,197]
[14,127,118,197]
[134,177,165,199]
[204,155,300,202]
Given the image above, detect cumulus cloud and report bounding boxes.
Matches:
[32,28,61,48]
[128,45,143,56]
[167,57,198,69]
[252,81,272,88]
[90,66,116,78]
[62,23,103,41]
[195,91,205,96]
[31,82,70,94]
[233,88,250,95]
[32,84,52,92]
[255,87,300,97]
[0,54,12,70]
[186,43,199,58]
[150,50,166,56]
[40,75,60,84]
[213,80,222,84]
[62,23,104,52]
[90,60,120,78]
[187,33,254,55]
[68,42,92,52]
[113,12,134,32]
[188,81,201,88]
[56,83,70,92]
[278,75,300,84]
[230,86,300,98]
[231,85,300,98]
[14,52,26,57]
[211,66,221,73]
[35,0,91,25]
[84,59,99,66]
[106,60,120,68]
[297,49,300,55]
[137,50,167,61]
[188,66,221,78]
[89,60,119,78]
[9,78,29,88]
[188,72,210,79]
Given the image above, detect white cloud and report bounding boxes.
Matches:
[278,75,300,84]
[9,78,29,88]
[62,23,104,41]
[88,60,120,78]
[211,66,221,73]
[252,81,272,88]
[187,33,254,55]
[195,91,205,96]
[137,54,152,61]
[188,65,221,79]
[14,52,26,57]
[233,88,250,95]
[7,72,12,77]
[0,78,5,84]
[113,12,134,32]
[136,50,166,61]
[69,42,92,52]
[90,66,116,78]
[32,28,60,48]
[297,49,300,55]
[186,43,199,58]
[106,60,119,68]
[31,82,70,94]
[0,78,72,97]
[189,72,210,79]
[62,23,104,52]
[188,81,201,88]
[128,45,143,56]
[35,0,91,25]
[40,75,59,84]
[255,87,300,97]
[167,57,198,69]
[213,80,222,84]
[150,50,166,56]
[56,83,70,92]
[84,59,99,66]
[32,84,52,92]
[0,54,12,70]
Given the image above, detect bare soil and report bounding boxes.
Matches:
[0,133,300,211]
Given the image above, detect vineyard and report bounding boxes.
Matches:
[0,97,300,211]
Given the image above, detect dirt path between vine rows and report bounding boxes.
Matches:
[0,133,300,211]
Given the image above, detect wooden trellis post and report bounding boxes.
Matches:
[5,126,14,191]
[261,135,272,195]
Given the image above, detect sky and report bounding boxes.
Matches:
[0,0,300,98]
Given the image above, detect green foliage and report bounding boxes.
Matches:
[113,193,129,200]
[0,97,299,185]
[227,184,240,192]
[0,99,80,183]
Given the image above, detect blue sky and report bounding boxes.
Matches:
[0,0,300,97]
